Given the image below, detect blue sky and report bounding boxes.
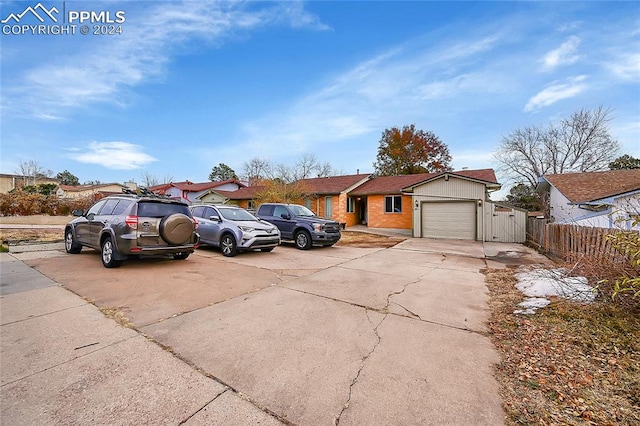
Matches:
[1,1,639,193]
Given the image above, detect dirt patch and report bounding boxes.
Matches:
[484,268,640,425]
[0,228,64,245]
[336,231,405,248]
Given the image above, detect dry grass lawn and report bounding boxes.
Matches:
[484,268,640,425]
[336,230,405,248]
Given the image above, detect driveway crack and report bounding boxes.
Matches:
[334,310,386,425]
[384,277,421,314]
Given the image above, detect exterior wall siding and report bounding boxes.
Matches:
[367,194,413,229]
[411,178,487,238]
[412,177,486,199]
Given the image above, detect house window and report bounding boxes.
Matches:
[325,196,333,218]
[385,195,402,213]
[305,198,312,209]
[248,200,255,210]
[347,197,354,213]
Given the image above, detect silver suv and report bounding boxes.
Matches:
[65,195,199,268]
[189,204,280,257]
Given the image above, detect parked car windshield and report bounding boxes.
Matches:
[218,207,258,221]
[137,201,191,218]
[290,205,316,217]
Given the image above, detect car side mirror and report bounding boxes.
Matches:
[86,213,95,220]
[72,209,84,217]
[280,213,290,220]
[209,215,221,222]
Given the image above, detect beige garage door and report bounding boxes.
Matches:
[421,202,476,240]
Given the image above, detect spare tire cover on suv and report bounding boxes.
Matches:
[159,213,193,245]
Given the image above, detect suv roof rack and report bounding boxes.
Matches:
[120,185,172,199]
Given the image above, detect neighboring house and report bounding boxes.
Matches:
[216,186,265,210]
[536,169,640,230]
[0,173,59,194]
[149,180,246,204]
[56,182,128,199]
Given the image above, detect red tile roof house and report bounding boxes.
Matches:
[148,180,246,204]
[536,169,640,230]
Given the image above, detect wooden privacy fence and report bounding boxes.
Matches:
[527,219,632,263]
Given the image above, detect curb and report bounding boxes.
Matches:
[8,243,65,253]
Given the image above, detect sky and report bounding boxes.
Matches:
[1,0,639,196]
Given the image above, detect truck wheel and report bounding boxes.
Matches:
[101,236,123,268]
[220,234,237,257]
[294,230,312,250]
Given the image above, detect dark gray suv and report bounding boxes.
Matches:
[64,195,199,268]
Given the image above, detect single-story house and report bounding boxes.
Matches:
[56,182,133,199]
[224,168,527,242]
[536,169,640,230]
[149,180,246,204]
[215,186,266,210]
[0,173,59,194]
[348,169,526,242]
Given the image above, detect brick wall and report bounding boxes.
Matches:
[367,194,412,229]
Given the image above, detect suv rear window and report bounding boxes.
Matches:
[137,201,191,218]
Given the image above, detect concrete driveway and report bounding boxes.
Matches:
[0,238,543,425]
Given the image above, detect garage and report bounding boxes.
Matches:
[421,201,476,240]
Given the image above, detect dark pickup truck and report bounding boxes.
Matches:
[256,203,341,250]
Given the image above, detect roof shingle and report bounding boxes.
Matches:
[349,169,498,195]
[543,169,640,203]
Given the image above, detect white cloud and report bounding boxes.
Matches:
[542,36,581,71]
[524,75,588,112]
[69,142,157,170]
[606,52,640,82]
[7,1,328,119]
[236,34,504,156]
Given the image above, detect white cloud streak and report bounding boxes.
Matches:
[237,35,504,156]
[6,1,328,119]
[524,75,588,112]
[69,141,157,170]
[542,36,581,71]
[606,52,640,82]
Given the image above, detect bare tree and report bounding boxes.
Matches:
[494,106,620,187]
[242,157,273,185]
[273,163,295,183]
[295,153,320,180]
[141,172,173,187]
[16,160,53,186]
[243,154,341,184]
[316,161,334,177]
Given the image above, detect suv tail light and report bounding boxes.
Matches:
[125,215,138,230]
[192,217,198,229]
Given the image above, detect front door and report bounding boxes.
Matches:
[358,198,368,225]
